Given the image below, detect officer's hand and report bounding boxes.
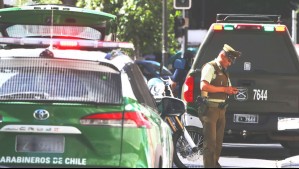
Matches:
[225,86,238,95]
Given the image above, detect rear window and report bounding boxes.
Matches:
[195,30,299,74]
[7,25,102,40]
[0,59,122,104]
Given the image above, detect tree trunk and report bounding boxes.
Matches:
[0,0,4,9]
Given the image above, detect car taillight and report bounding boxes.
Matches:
[183,76,195,103]
[80,111,151,128]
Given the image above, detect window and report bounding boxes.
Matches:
[0,60,122,104]
[7,25,102,40]
[196,31,299,74]
[124,63,157,110]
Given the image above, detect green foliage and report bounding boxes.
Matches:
[76,0,179,58]
[32,0,61,5]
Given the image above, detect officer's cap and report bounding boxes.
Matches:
[222,44,241,63]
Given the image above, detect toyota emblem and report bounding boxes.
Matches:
[33,109,50,120]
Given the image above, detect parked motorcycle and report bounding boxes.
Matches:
[147,77,204,168]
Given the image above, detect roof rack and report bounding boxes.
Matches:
[216,14,281,24]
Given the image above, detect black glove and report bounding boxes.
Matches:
[196,96,208,107]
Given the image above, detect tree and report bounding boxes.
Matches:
[32,0,61,4]
[76,0,178,58]
[61,0,76,6]
[0,0,3,8]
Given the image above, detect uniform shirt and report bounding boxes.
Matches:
[201,59,231,102]
[201,59,232,86]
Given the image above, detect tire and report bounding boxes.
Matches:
[173,126,204,168]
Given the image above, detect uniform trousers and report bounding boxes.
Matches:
[199,106,226,168]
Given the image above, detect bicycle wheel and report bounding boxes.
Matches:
[173,126,204,168]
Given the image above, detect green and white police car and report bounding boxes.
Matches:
[0,4,175,168]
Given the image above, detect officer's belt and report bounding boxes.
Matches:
[207,98,226,103]
[207,101,228,109]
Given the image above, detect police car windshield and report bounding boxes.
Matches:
[195,31,299,74]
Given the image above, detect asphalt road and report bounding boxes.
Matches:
[221,143,290,160]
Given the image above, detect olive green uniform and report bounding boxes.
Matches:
[200,60,230,168]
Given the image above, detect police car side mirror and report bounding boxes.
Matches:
[159,96,186,118]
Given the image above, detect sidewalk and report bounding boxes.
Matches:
[177,157,279,168]
[219,157,278,168]
[180,157,299,168]
[277,155,299,168]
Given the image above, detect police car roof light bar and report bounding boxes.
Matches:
[0,37,134,49]
[216,14,282,24]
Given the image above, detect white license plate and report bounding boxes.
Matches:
[16,135,65,153]
[278,118,299,131]
[233,114,258,123]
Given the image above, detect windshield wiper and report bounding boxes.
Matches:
[0,92,50,99]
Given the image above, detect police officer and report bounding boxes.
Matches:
[199,44,241,168]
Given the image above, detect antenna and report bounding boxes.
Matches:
[49,5,54,50]
[42,5,54,58]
